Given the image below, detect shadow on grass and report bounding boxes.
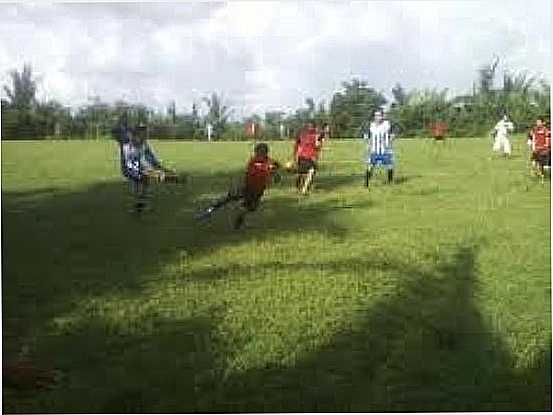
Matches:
[3,241,550,412]
[2,166,365,358]
[200,244,551,413]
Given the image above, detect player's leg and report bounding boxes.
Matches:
[365,166,372,187]
[234,190,261,229]
[385,153,394,184]
[504,137,512,157]
[296,174,304,192]
[537,152,549,181]
[195,186,243,220]
[131,178,149,212]
[301,160,316,194]
[492,134,501,152]
[365,153,375,187]
[296,158,309,193]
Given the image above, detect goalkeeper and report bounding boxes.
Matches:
[195,142,281,229]
[119,124,177,212]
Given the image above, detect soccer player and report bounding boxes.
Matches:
[293,122,322,194]
[120,124,174,213]
[432,121,448,141]
[364,110,394,187]
[492,114,514,157]
[528,116,551,179]
[194,142,281,229]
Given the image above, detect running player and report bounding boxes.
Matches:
[293,122,322,194]
[528,116,551,179]
[492,114,514,157]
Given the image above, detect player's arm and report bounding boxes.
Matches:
[144,142,163,170]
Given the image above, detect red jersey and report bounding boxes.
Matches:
[531,126,551,152]
[432,122,447,138]
[295,128,320,161]
[245,155,276,193]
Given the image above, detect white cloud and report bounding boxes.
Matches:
[0,1,549,116]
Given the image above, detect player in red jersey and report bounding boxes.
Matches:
[528,117,551,179]
[293,122,322,194]
[431,121,448,141]
[194,142,281,229]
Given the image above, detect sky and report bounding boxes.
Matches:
[0,1,550,118]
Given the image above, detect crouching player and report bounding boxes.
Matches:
[293,123,322,194]
[364,110,394,186]
[528,117,551,180]
[194,143,281,229]
[120,124,177,212]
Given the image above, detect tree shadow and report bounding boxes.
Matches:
[2,165,364,361]
[200,244,551,413]
[4,242,549,412]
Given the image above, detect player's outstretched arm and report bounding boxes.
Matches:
[144,143,163,170]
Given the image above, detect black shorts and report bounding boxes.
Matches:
[297,157,317,174]
[241,188,264,211]
[532,151,551,167]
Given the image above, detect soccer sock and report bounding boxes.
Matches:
[365,168,372,187]
[301,168,315,194]
[387,169,394,183]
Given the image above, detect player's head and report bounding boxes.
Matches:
[536,117,544,127]
[374,110,384,123]
[502,114,509,122]
[254,142,269,157]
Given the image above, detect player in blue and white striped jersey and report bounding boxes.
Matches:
[363,110,395,187]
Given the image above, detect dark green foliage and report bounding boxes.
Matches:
[330,79,387,138]
[1,61,550,141]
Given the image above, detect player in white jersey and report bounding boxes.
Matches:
[363,110,394,187]
[492,114,514,156]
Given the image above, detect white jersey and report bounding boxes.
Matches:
[494,119,514,138]
[369,120,392,155]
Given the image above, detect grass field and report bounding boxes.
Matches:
[2,137,551,412]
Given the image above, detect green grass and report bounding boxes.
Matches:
[2,137,550,412]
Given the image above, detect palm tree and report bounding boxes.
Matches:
[3,64,37,110]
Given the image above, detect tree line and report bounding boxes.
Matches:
[1,61,550,141]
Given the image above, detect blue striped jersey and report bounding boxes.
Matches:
[368,120,392,155]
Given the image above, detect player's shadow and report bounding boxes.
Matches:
[5,243,549,412]
[393,174,422,185]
